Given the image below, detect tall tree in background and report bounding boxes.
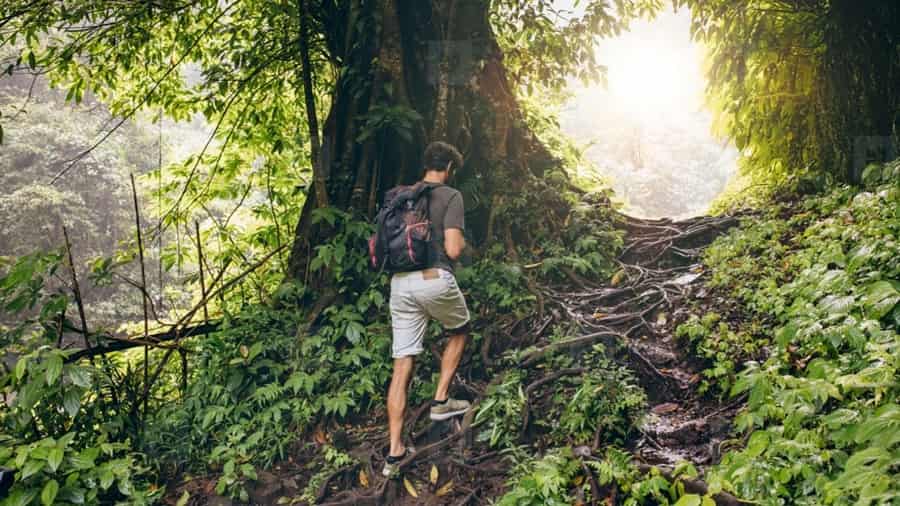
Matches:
[679,0,899,184]
[0,0,657,294]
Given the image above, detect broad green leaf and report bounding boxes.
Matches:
[15,357,28,381]
[863,280,900,320]
[47,447,64,472]
[247,342,264,361]
[70,447,99,470]
[819,295,855,315]
[41,479,59,506]
[5,488,37,506]
[66,366,91,388]
[99,467,115,489]
[673,494,702,506]
[45,354,63,386]
[21,458,45,479]
[63,389,81,417]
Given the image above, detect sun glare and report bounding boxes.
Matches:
[560,7,738,219]
[586,9,705,120]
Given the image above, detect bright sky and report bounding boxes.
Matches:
[581,8,706,120]
[557,4,738,218]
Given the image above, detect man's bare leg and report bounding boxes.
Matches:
[434,332,466,401]
[388,356,414,457]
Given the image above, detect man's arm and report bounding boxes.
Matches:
[443,192,466,261]
[444,228,465,260]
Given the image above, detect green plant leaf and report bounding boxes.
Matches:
[674,494,702,506]
[62,389,81,417]
[21,458,45,479]
[99,467,115,489]
[819,295,855,315]
[41,479,59,506]
[6,488,37,506]
[66,366,91,387]
[15,357,28,381]
[45,354,63,386]
[863,280,900,320]
[47,447,64,472]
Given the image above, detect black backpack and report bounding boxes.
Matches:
[368,183,433,272]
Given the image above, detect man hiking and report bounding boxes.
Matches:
[382,141,471,477]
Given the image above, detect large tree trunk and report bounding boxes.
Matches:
[286,0,556,287]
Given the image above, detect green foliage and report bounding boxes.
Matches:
[300,445,356,505]
[496,447,581,506]
[677,0,900,185]
[141,211,393,497]
[0,249,161,504]
[498,447,715,506]
[0,251,65,348]
[692,177,900,504]
[498,175,624,285]
[145,303,391,499]
[492,0,662,93]
[0,79,160,329]
[0,346,160,504]
[456,252,535,316]
[675,313,765,395]
[0,433,156,506]
[357,104,422,143]
[475,371,526,449]
[553,358,646,446]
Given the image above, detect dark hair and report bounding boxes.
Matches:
[423,141,463,172]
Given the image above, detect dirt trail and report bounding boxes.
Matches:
[233,213,746,505]
[584,214,744,468]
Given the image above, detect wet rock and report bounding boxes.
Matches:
[282,476,299,494]
[669,272,701,286]
[248,471,283,505]
[572,445,592,458]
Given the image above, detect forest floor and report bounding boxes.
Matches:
[185,212,747,505]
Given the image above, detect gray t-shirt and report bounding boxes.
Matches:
[426,183,465,271]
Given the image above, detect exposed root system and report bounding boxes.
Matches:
[197,212,749,505]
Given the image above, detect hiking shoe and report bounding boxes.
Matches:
[382,446,414,478]
[429,398,471,421]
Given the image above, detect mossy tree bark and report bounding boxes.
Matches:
[286,0,557,287]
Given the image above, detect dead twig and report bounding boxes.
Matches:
[62,226,92,358]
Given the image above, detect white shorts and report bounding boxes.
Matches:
[389,268,470,358]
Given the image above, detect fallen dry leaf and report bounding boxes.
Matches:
[656,312,668,325]
[430,464,439,485]
[403,477,418,498]
[435,480,454,497]
[358,469,369,488]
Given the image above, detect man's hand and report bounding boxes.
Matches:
[444,228,465,260]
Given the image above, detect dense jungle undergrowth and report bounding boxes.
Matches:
[1,158,898,505]
[1,0,899,505]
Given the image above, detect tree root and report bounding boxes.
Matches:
[521,367,586,433]
[316,211,750,505]
[519,331,621,367]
